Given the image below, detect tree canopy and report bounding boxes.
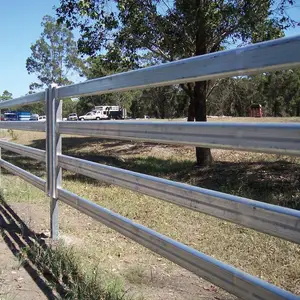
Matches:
[26,15,83,91]
[0,90,13,102]
[56,0,299,165]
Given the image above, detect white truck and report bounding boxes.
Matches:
[79,106,126,121]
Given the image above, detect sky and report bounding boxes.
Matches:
[0,1,300,98]
[0,0,60,98]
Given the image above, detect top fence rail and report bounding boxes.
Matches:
[0,35,299,110]
[0,91,44,109]
[57,35,300,99]
[0,35,300,300]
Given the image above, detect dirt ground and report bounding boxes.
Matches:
[0,119,299,299]
[0,240,47,300]
[0,201,49,300]
[0,200,237,300]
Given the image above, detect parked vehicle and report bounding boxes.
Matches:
[79,110,100,121]
[30,114,39,121]
[67,113,78,121]
[79,106,126,121]
[4,111,31,121]
[38,115,46,121]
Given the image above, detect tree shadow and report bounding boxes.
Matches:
[0,195,67,299]
[176,160,300,210]
[4,137,300,210]
[61,154,300,210]
[1,151,46,177]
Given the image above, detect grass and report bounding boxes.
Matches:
[19,242,125,300]
[0,118,300,298]
[0,193,126,300]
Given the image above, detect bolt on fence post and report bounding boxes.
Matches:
[46,84,62,240]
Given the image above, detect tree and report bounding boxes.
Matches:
[57,0,299,166]
[0,90,13,102]
[262,69,300,116]
[63,98,78,118]
[26,15,83,90]
[76,54,141,116]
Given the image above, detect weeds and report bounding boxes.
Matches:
[18,241,126,300]
[1,125,300,298]
[124,266,146,285]
[7,129,18,141]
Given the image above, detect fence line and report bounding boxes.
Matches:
[0,91,44,109]
[59,121,300,156]
[57,35,300,98]
[0,159,46,191]
[0,121,45,132]
[58,153,300,244]
[0,140,46,161]
[58,188,298,300]
[0,35,300,299]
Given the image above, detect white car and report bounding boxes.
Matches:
[30,114,39,121]
[79,110,109,121]
[68,113,78,121]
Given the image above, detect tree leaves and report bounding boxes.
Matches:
[26,15,83,90]
[0,90,13,102]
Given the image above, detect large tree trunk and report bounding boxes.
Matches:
[186,0,213,167]
[195,81,213,165]
[187,80,213,166]
[296,103,300,116]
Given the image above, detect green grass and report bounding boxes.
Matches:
[0,191,127,300]
[20,242,125,300]
[1,119,300,298]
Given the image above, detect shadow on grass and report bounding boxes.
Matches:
[0,194,125,300]
[4,137,300,210]
[183,160,300,210]
[2,151,46,177]
[0,196,66,299]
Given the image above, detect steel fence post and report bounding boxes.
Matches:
[0,109,2,188]
[46,84,62,240]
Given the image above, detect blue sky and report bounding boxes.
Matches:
[0,0,61,98]
[0,1,299,98]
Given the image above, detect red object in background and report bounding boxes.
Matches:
[249,104,263,117]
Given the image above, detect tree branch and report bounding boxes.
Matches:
[206,79,221,99]
[146,42,173,61]
[180,83,193,98]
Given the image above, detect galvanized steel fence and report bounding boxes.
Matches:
[0,35,300,300]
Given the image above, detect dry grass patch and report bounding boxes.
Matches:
[1,118,300,298]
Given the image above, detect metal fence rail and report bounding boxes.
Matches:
[0,121,45,132]
[0,159,46,191]
[0,35,300,300]
[57,35,300,98]
[58,154,300,244]
[0,140,46,161]
[58,188,298,300]
[0,92,44,109]
[59,121,300,156]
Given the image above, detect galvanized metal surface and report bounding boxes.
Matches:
[58,121,300,156]
[0,140,46,161]
[0,121,45,132]
[57,35,300,99]
[58,188,298,300]
[0,92,44,109]
[0,35,299,300]
[58,154,300,245]
[46,85,61,240]
[0,159,46,191]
